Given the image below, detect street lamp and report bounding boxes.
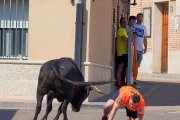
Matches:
[130,0,137,6]
[70,0,75,5]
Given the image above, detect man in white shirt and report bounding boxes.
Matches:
[134,13,147,67]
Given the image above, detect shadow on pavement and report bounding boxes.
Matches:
[0,109,18,120]
[141,81,180,106]
[93,80,180,106]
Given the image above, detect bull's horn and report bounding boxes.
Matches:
[91,85,107,95]
[59,77,116,86]
[77,80,117,86]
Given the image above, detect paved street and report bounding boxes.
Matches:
[0,106,180,120]
[1,77,180,120]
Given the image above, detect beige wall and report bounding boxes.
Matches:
[82,0,115,95]
[29,0,76,61]
[88,0,112,66]
[153,3,163,73]
[0,0,128,100]
[0,63,40,100]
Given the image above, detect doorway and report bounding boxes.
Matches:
[161,4,168,73]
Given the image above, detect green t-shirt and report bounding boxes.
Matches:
[116,27,128,56]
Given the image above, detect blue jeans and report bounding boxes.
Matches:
[110,91,119,100]
[137,50,143,67]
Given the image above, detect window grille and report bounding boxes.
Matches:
[177,0,180,16]
[143,7,152,37]
[0,0,29,59]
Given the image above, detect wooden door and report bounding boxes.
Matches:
[161,4,168,73]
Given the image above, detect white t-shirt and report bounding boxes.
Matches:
[126,26,135,35]
[134,24,147,51]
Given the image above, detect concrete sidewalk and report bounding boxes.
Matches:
[87,73,180,105]
[1,73,180,109]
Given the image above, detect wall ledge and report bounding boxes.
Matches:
[0,60,45,65]
[83,62,112,69]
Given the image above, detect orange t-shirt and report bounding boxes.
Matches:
[115,86,145,114]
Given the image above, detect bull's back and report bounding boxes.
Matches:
[38,57,84,84]
[56,57,84,82]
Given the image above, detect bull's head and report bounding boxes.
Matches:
[70,80,116,112]
[71,86,89,112]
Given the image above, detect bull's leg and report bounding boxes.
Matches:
[53,101,64,120]
[53,100,69,120]
[62,100,69,120]
[33,92,44,120]
[41,91,55,120]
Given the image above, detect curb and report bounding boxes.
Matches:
[137,73,180,83]
[0,101,105,110]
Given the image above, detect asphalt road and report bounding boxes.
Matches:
[1,79,180,120]
[0,106,180,120]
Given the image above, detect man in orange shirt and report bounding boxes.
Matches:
[102,86,145,120]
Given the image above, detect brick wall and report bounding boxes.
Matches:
[112,0,129,27]
[169,1,180,51]
[111,0,129,54]
[130,0,153,52]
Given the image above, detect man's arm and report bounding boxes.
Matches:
[143,36,147,54]
[135,114,144,120]
[108,102,120,120]
[120,35,128,43]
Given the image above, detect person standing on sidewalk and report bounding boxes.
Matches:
[126,16,139,83]
[102,86,145,120]
[135,13,147,67]
[115,17,128,89]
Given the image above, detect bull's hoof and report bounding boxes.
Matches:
[41,117,47,120]
[53,117,68,120]
[32,117,37,120]
[102,116,108,120]
[53,117,58,120]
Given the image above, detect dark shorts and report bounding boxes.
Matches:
[116,54,128,67]
[125,107,137,118]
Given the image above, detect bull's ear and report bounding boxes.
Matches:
[86,86,92,95]
[87,86,93,92]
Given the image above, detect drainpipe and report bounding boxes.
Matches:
[74,0,84,69]
[127,29,134,85]
[127,0,137,85]
[127,0,130,18]
[127,0,133,85]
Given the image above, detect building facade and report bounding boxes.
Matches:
[130,0,180,74]
[0,0,129,101]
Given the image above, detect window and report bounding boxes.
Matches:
[177,0,180,16]
[143,7,152,37]
[0,0,29,59]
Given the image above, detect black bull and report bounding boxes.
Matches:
[33,57,115,120]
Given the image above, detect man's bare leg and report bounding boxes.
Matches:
[129,117,135,120]
[102,99,115,120]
